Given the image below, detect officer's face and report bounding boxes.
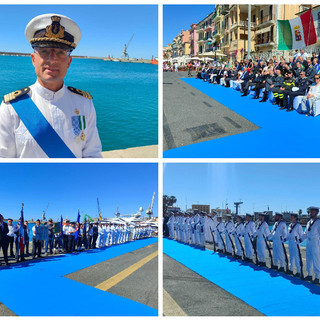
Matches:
[31,47,72,91]
[309,209,318,219]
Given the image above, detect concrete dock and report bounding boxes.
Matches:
[163,71,258,152]
[102,144,158,158]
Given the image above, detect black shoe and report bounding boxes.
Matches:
[272,102,278,105]
[260,262,266,267]
[286,270,293,275]
[295,272,301,278]
[279,106,287,110]
[38,255,43,258]
[5,262,9,266]
[286,107,294,112]
[20,258,26,262]
[259,99,267,103]
[305,275,313,282]
[278,267,285,272]
[313,278,320,285]
[241,93,247,97]
[253,96,259,99]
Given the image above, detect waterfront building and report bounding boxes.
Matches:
[192,204,210,214]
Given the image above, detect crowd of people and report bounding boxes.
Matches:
[168,49,320,116]
[0,214,153,267]
[164,206,320,285]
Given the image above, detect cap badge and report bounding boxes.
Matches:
[45,16,65,39]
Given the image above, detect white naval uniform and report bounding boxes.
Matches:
[254,221,270,263]
[268,221,287,268]
[286,222,303,273]
[197,216,206,248]
[242,221,255,259]
[205,216,215,243]
[97,225,104,247]
[0,81,102,158]
[193,214,200,245]
[224,221,235,254]
[232,222,244,256]
[300,218,320,278]
[216,222,225,251]
[167,215,175,239]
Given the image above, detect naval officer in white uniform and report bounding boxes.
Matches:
[299,206,320,284]
[0,13,102,158]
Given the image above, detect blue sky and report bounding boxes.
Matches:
[163,5,215,46]
[0,163,158,221]
[0,5,158,59]
[164,163,320,215]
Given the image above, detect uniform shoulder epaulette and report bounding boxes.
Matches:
[68,86,93,100]
[3,87,30,104]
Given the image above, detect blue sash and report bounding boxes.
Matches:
[11,94,76,158]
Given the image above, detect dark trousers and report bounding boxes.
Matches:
[25,237,29,255]
[46,235,54,254]
[68,235,74,252]
[88,236,93,249]
[63,235,68,252]
[0,240,8,263]
[92,234,98,248]
[32,237,41,257]
[254,83,265,97]
[8,236,14,256]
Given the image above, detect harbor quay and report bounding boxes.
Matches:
[163,70,257,151]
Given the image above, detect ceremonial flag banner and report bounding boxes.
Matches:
[74,211,80,240]
[60,215,63,246]
[278,10,317,50]
[19,206,25,253]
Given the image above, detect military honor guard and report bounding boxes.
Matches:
[232,215,244,259]
[254,213,270,267]
[242,213,256,262]
[215,216,226,253]
[0,13,102,158]
[268,213,288,272]
[299,206,320,284]
[284,213,303,277]
[224,215,235,255]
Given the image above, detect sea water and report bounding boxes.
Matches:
[0,56,158,151]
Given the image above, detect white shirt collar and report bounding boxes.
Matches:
[34,81,66,102]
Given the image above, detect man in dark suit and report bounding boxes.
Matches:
[0,214,9,266]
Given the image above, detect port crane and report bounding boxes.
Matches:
[146,192,155,218]
[121,34,134,59]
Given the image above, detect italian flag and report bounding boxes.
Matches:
[278,10,317,50]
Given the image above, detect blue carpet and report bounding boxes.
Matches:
[164,79,320,158]
[0,238,158,316]
[164,238,320,316]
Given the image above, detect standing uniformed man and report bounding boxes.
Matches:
[0,214,9,266]
[284,213,303,277]
[0,13,102,158]
[232,215,244,259]
[242,213,256,263]
[224,215,235,255]
[254,213,270,267]
[268,213,288,272]
[215,216,225,253]
[32,219,42,258]
[299,206,320,284]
